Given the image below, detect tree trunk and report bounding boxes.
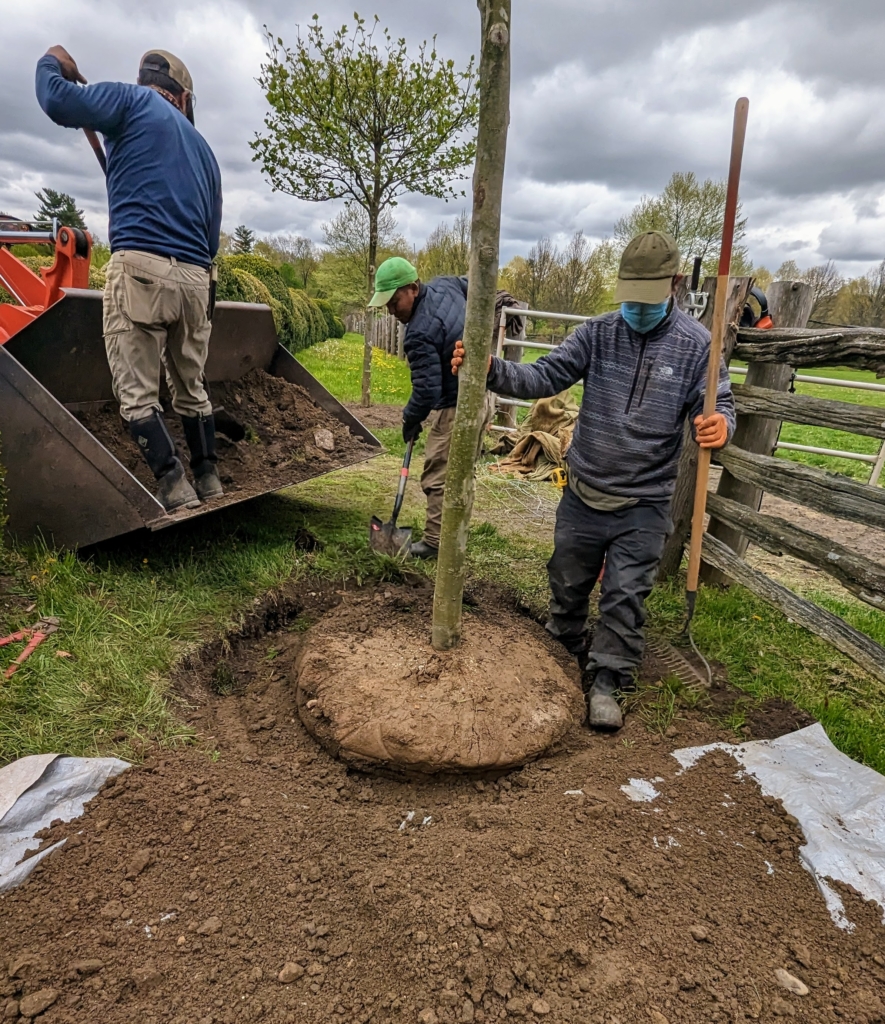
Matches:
[361,205,380,408]
[431,0,511,651]
[657,276,752,579]
[702,280,814,584]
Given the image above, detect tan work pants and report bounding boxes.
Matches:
[420,394,495,548]
[103,250,213,422]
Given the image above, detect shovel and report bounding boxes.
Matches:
[369,439,415,556]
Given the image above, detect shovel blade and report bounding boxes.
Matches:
[369,516,412,557]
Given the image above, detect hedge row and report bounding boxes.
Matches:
[216,255,343,352]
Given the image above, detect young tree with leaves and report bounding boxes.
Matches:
[252,13,479,404]
[232,224,255,254]
[34,188,86,230]
[417,211,471,280]
[614,171,750,276]
[432,0,511,650]
[317,206,411,309]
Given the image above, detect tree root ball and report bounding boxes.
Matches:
[295,593,584,774]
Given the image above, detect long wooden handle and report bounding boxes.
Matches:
[83,128,107,177]
[685,97,749,598]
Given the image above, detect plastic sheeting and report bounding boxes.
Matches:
[0,754,129,892]
[671,724,885,931]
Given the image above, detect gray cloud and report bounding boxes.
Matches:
[0,0,882,274]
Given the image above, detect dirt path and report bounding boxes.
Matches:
[1,583,882,1024]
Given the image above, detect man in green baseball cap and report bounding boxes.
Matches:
[369,255,489,559]
[368,256,419,310]
[452,229,734,732]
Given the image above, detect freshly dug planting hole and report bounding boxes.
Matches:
[296,594,584,773]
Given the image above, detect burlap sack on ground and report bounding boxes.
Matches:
[490,391,578,481]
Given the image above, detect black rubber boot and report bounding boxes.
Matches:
[181,413,224,502]
[129,411,200,513]
[409,540,439,560]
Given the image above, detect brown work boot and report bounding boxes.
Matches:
[585,669,629,731]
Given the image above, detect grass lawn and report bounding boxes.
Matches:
[1,334,883,774]
[729,362,885,484]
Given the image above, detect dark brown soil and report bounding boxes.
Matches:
[1,583,882,1024]
[296,592,583,773]
[73,371,377,517]
[344,403,404,431]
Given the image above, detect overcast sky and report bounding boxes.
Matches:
[1,0,883,276]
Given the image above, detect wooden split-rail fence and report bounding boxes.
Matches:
[658,277,885,683]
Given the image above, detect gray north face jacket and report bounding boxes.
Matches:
[486,306,736,503]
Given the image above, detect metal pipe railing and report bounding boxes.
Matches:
[492,306,885,484]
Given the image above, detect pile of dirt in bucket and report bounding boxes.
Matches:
[296,591,583,773]
[1,581,883,1024]
[73,370,376,512]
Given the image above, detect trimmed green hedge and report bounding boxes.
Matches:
[216,255,331,352]
[314,298,346,339]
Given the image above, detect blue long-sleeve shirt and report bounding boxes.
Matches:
[36,55,222,268]
[487,306,736,503]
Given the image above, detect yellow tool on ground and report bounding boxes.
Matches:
[550,467,568,490]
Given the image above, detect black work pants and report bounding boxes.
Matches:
[545,487,671,678]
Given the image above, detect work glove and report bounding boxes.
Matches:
[402,419,423,444]
[694,412,728,450]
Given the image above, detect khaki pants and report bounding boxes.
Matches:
[103,250,213,422]
[420,394,495,548]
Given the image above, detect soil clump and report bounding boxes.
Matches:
[295,592,583,773]
[0,582,881,1024]
[73,370,376,515]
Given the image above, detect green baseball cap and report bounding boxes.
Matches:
[368,257,419,307]
[613,231,681,303]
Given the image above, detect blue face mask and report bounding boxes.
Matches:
[621,300,669,334]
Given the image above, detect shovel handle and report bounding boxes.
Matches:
[390,439,415,527]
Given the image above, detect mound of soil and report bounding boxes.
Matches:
[73,370,376,515]
[296,594,583,773]
[1,582,882,1024]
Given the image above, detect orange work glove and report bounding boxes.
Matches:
[451,340,492,375]
[694,412,728,449]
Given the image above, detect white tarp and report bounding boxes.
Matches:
[0,754,129,892]
[667,724,885,931]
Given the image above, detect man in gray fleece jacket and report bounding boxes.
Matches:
[453,231,734,730]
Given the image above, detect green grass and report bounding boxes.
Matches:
[298,334,413,406]
[729,362,885,483]
[2,338,884,775]
[648,578,885,774]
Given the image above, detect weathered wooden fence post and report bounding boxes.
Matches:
[657,275,752,579]
[701,280,813,584]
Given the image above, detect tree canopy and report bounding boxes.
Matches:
[500,231,616,317]
[34,189,87,231]
[251,13,479,296]
[614,171,750,276]
[416,211,471,280]
[316,206,411,310]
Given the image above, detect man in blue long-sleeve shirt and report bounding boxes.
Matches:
[453,231,734,730]
[36,45,224,512]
